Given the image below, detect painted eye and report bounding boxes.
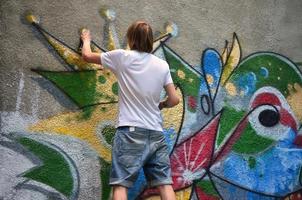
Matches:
[258,109,280,127]
[248,87,299,141]
[248,104,289,141]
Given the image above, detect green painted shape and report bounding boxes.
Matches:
[248,156,256,169]
[228,53,302,97]
[217,106,245,147]
[99,158,112,200]
[102,125,116,145]
[18,137,73,197]
[37,70,97,107]
[232,123,274,154]
[196,179,219,197]
[98,75,107,84]
[162,46,201,98]
[112,82,118,95]
[37,70,105,107]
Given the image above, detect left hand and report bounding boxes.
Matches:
[158,101,165,110]
[81,29,91,42]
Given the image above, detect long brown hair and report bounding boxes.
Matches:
[126,21,153,53]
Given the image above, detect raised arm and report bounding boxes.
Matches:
[81,29,102,64]
[159,83,180,110]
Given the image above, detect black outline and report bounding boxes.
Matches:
[200,48,224,116]
[207,171,225,200]
[221,40,229,64]
[168,83,186,156]
[153,33,172,43]
[200,94,211,115]
[171,111,222,173]
[30,22,107,71]
[282,188,302,199]
[221,33,243,86]
[209,171,281,198]
[152,34,172,54]
[161,43,203,76]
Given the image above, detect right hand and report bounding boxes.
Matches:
[81,29,91,42]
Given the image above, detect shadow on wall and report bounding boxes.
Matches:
[1,8,302,200]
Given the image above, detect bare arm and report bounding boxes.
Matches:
[159,83,180,110]
[81,29,102,64]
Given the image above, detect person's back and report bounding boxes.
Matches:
[81,20,178,200]
[101,49,172,131]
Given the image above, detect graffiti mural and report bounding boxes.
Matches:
[1,7,302,200]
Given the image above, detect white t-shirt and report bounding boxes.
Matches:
[100,49,173,131]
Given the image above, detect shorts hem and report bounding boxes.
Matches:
[148,179,173,187]
[109,179,133,188]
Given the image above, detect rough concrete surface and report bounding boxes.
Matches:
[1,0,302,199]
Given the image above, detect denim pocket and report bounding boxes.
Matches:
[119,146,144,167]
[116,131,145,168]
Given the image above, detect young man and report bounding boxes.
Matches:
[81,21,179,200]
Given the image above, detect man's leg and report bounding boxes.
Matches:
[158,185,176,200]
[112,185,128,200]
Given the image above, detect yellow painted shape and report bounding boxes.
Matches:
[108,29,116,51]
[221,34,241,85]
[221,44,228,65]
[287,83,302,123]
[225,82,237,96]
[29,104,118,162]
[162,88,183,133]
[44,34,101,70]
[206,74,214,85]
[145,186,192,200]
[177,70,186,79]
[29,87,183,162]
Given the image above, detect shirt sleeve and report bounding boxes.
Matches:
[164,68,173,86]
[100,49,124,73]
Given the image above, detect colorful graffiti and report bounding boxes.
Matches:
[1,7,302,200]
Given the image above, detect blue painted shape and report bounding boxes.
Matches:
[202,49,223,99]
[163,128,177,153]
[260,67,269,78]
[235,72,257,96]
[213,128,302,196]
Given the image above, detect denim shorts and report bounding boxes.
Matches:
[109,126,173,188]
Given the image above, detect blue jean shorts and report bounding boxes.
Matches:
[109,126,173,188]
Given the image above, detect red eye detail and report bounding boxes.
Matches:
[251,92,281,108]
[251,92,298,131]
[280,108,298,131]
[294,131,302,147]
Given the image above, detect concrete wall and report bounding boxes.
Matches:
[1,0,302,199]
